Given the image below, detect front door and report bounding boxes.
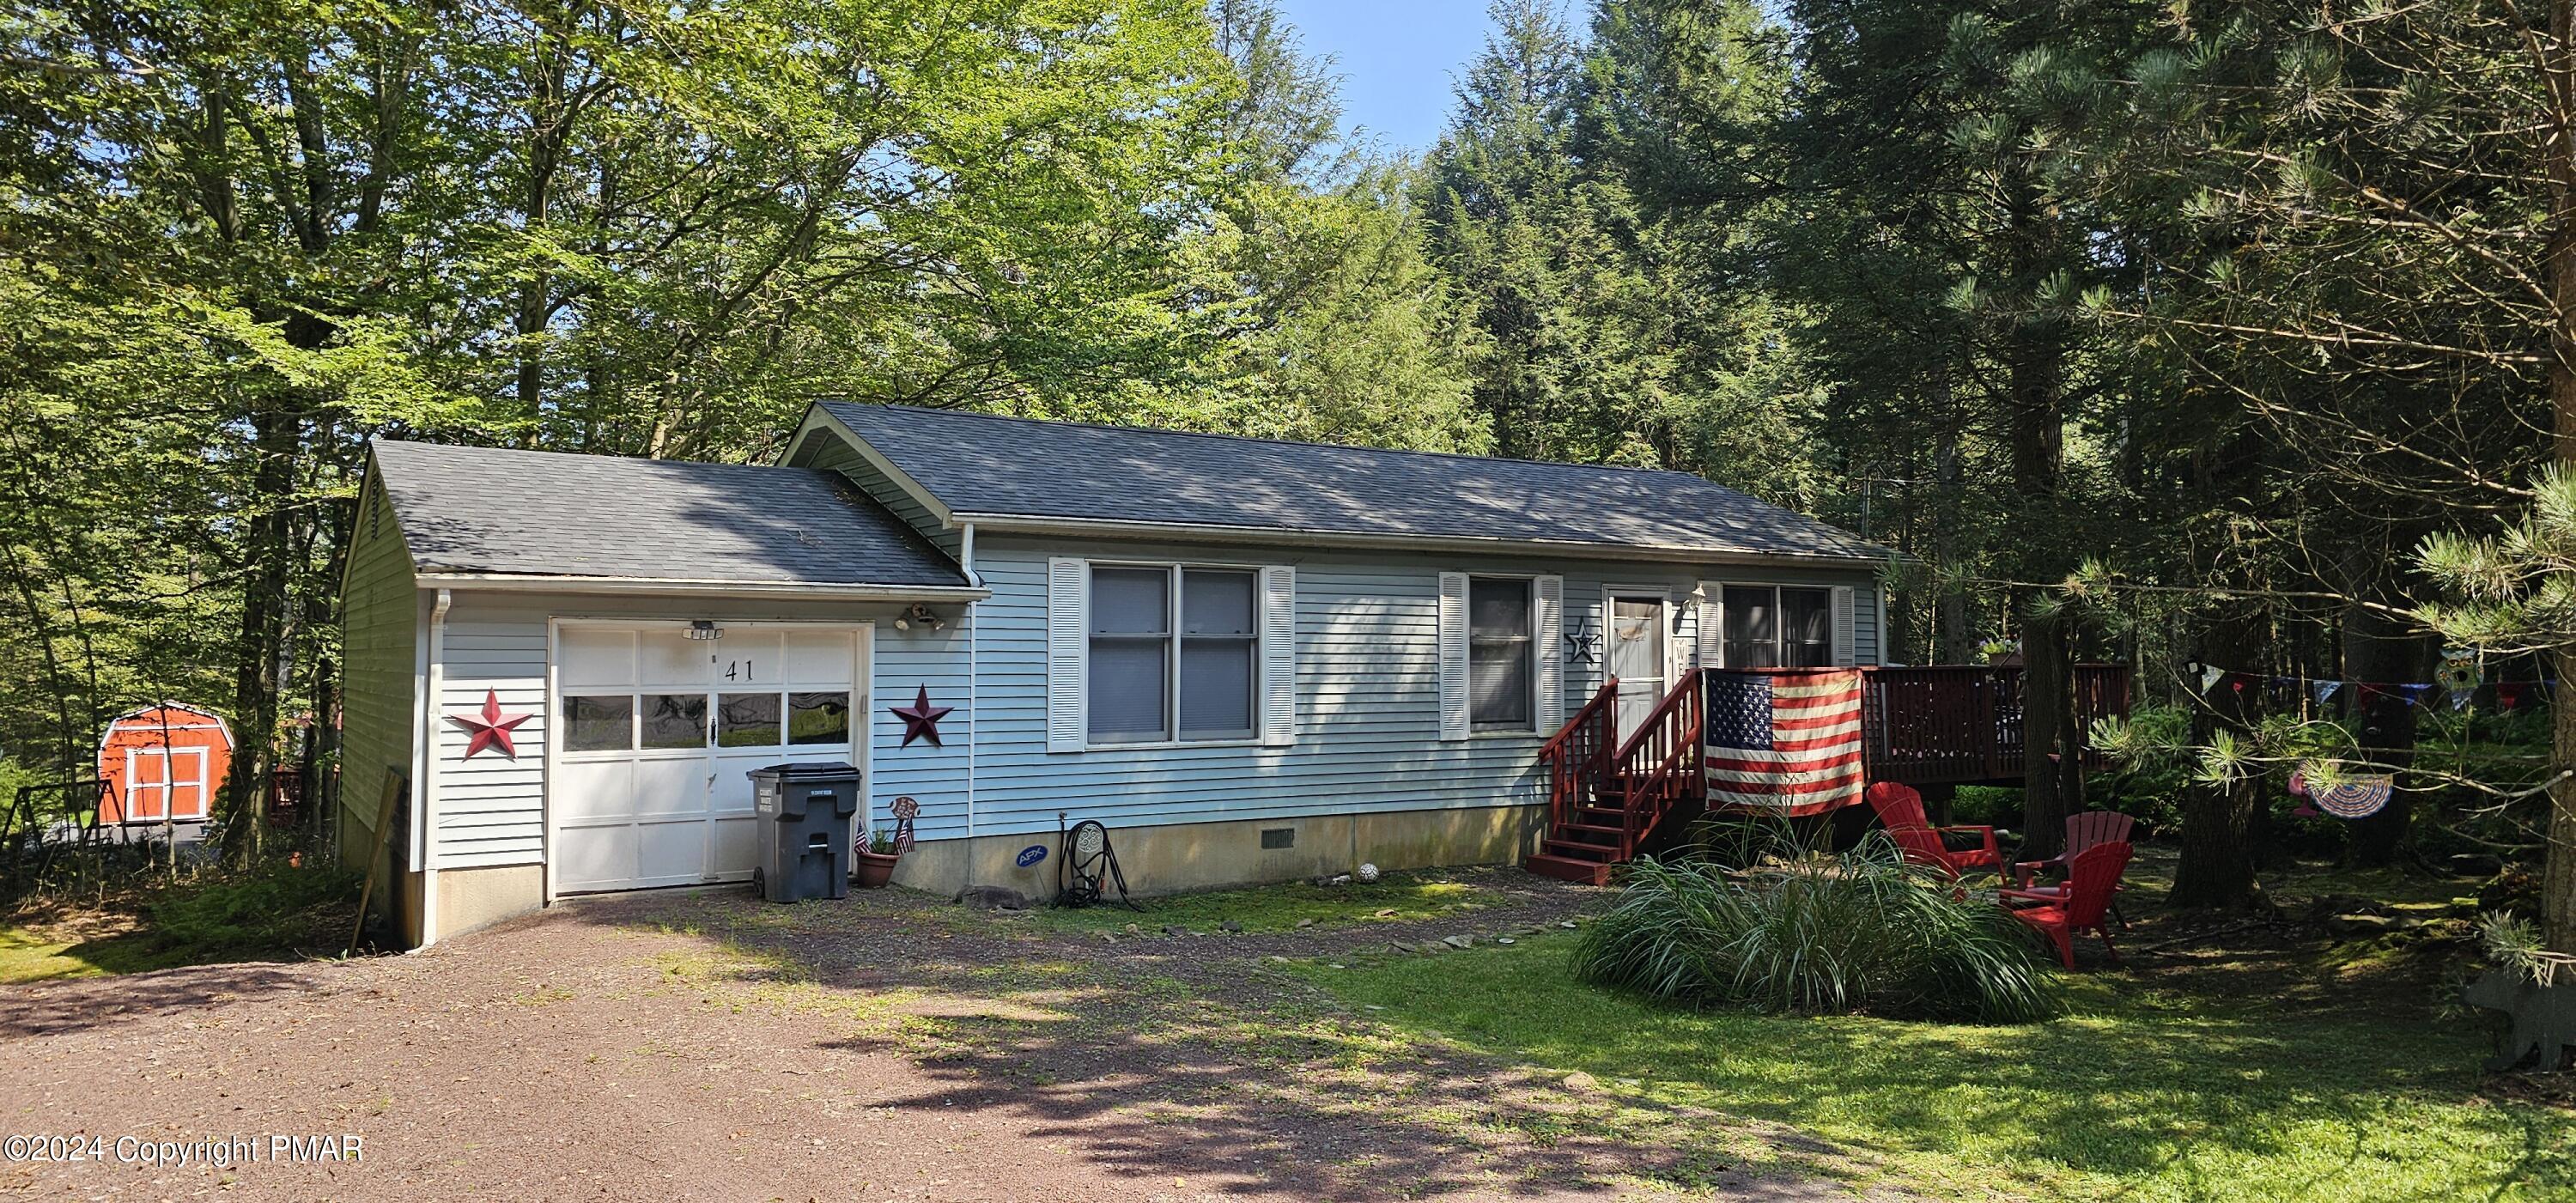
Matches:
[1606,593,1669,736]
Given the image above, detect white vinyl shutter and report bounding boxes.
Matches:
[1259,565,1297,746]
[1437,571,1469,741]
[1047,557,1087,752]
[1534,574,1564,731]
[1696,581,1727,669]
[1832,585,1859,668]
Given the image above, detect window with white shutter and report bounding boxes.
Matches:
[1437,572,1469,741]
[1046,557,1088,752]
[1259,566,1297,745]
[1534,574,1564,731]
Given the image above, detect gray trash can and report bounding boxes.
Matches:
[747,762,861,902]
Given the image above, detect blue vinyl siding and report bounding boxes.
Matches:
[872,617,974,840]
[953,536,1881,841]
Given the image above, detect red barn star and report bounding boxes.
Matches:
[889,685,954,748]
[448,690,533,759]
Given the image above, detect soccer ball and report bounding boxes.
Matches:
[1356,862,1380,884]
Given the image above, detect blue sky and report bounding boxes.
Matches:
[1274,0,1502,154]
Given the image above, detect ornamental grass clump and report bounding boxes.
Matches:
[1572,828,2058,1023]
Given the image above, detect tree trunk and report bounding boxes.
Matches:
[1932,429,1972,664]
[2543,0,2576,953]
[2342,596,2420,866]
[2019,605,2072,857]
[217,399,299,861]
[2172,605,2268,909]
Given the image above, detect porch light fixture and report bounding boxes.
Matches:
[892,603,947,633]
[684,620,724,641]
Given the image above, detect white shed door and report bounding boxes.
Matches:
[552,624,866,894]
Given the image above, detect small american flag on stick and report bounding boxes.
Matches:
[1704,669,1866,816]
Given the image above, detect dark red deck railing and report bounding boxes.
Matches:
[1603,666,1705,859]
[1538,677,1621,840]
[1531,663,2133,881]
[1859,664,2132,786]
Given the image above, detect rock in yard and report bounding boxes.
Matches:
[1375,908,1397,918]
[1559,920,1578,929]
[1441,935,1473,950]
[2327,912,2416,937]
[1295,918,1316,928]
[1563,1071,1601,1092]
[954,884,1032,910]
[1220,920,1244,933]
[1496,937,1516,946]
[1162,924,1188,937]
[1269,955,1292,963]
[1124,922,1142,935]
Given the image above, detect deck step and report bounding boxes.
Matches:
[1555,822,1630,837]
[1541,838,1621,861]
[1523,853,1615,885]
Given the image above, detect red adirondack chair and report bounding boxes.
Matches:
[2001,841,2131,969]
[2009,810,2136,929]
[1866,781,2001,878]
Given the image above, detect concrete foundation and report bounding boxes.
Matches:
[425,864,546,945]
[392,807,1543,945]
[887,805,1546,901]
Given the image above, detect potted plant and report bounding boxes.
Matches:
[854,826,902,890]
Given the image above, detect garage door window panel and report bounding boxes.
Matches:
[562,695,635,752]
[787,692,851,744]
[640,694,708,749]
[716,693,783,747]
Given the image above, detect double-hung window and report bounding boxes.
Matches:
[1720,584,1835,667]
[1088,565,1259,744]
[1467,576,1535,732]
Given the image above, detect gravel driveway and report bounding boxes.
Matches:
[0,870,1865,1201]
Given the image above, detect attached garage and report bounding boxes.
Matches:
[340,440,983,947]
[551,623,868,894]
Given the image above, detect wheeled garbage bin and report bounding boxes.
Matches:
[747,762,862,902]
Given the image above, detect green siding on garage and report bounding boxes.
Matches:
[337,473,423,874]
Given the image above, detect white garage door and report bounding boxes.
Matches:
[552,623,867,894]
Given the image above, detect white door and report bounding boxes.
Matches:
[1606,594,1669,737]
[125,746,208,822]
[551,624,867,894]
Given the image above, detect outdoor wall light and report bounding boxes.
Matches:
[683,620,724,641]
[893,603,947,633]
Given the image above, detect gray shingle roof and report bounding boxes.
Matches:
[369,440,971,588]
[821,404,1887,562]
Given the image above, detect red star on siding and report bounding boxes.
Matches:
[889,685,955,749]
[448,690,533,759]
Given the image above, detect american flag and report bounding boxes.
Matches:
[1704,670,1865,816]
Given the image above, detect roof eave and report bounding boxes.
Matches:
[411,572,988,602]
[955,512,1892,571]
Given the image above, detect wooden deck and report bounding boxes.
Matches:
[1859,664,2131,787]
[1527,662,2136,882]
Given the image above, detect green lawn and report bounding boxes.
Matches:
[1295,938,2576,1202]
[0,922,192,983]
[1015,871,1506,935]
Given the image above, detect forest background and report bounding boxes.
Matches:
[8,0,2576,946]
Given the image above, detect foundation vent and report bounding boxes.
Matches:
[1260,827,1295,850]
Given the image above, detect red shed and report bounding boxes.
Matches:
[97,702,234,826]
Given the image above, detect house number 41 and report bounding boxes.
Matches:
[725,659,755,682]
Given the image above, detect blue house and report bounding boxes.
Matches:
[340,404,1891,945]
